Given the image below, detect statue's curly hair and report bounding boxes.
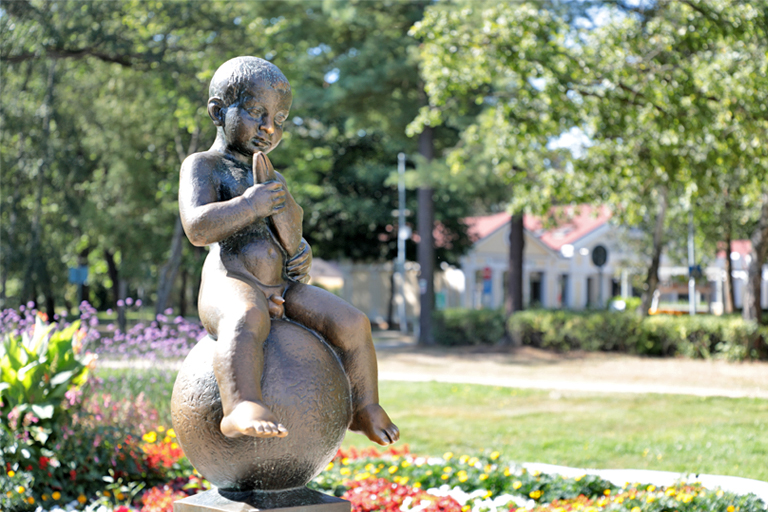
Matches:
[209,56,290,107]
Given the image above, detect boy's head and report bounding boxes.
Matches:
[209,56,291,108]
[208,56,292,157]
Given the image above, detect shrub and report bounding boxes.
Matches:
[507,309,768,360]
[433,309,506,346]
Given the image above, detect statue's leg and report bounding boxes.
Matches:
[284,283,399,445]
[199,272,287,439]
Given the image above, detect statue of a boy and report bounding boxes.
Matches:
[178,56,399,446]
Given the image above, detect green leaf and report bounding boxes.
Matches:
[49,369,75,387]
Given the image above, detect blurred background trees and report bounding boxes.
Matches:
[2,0,768,333]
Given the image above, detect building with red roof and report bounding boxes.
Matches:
[459,205,633,310]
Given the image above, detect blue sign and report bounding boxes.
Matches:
[68,266,88,285]
[483,278,492,296]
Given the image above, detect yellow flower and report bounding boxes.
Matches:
[157,425,166,432]
[78,494,87,504]
[401,460,411,468]
[441,474,450,480]
[354,472,371,481]
[727,506,735,512]
[426,470,433,476]
[575,475,583,481]
[339,468,351,475]
[326,462,335,471]
[458,471,468,483]
[6,491,12,498]
[27,497,35,505]
[484,464,492,473]
[142,431,157,443]
[504,467,511,477]
[646,495,656,503]
[164,436,172,444]
[341,457,350,465]
[388,465,398,474]
[646,485,656,492]
[512,481,522,490]
[365,463,374,472]
[666,488,676,497]
[462,506,471,512]
[16,486,25,494]
[631,507,642,512]
[490,451,500,460]
[459,455,469,464]
[531,470,541,477]
[443,466,453,473]
[116,492,125,501]
[479,474,488,481]
[484,491,492,499]
[413,482,422,489]
[529,490,542,499]
[603,489,611,496]
[7,470,15,477]
[468,457,479,466]
[616,497,624,504]
[52,491,62,500]
[400,476,409,485]
[171,442,179,449]
[167,428,176,438]
[682,494,693,504]
[717,490,725,497]
[443,452,454,460]
[42,494,49,501]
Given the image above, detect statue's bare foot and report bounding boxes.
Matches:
[350,403,400,446]
[220,400,288,439]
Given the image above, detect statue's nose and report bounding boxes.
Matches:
[260,116,275,134]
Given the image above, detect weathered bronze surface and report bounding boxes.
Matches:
[171,55,399,508]
[173,487,350,512]
[171,321,351,490]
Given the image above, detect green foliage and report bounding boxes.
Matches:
[507,310,766,359]
[0,316,93,439]
[433,308,506,346]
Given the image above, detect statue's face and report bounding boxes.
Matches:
[223,77,292,159]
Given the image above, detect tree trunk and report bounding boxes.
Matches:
[104,249,120,307]
[640,188,668,317]
[179,266,188,318]
[155,215,185,315]
[417,127,435,345]
[743,192,768,326]
[155,127,201,316]
[23,61,56,305]
[723,222,735,314]
[504,213,525,345]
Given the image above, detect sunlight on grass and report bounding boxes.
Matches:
[95,368,768,482]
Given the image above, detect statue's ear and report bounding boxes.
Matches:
[208,98,225,126]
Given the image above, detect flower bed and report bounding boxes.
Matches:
[6,443,765,512]
[2,303,766,512]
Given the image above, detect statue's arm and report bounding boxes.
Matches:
[179,154,261,247]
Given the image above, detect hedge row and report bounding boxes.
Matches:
[433,308,768,360]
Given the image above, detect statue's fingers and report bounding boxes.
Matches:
[276,424,288,437]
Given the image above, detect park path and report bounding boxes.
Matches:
[102,330,768,399]
[371,331,768,399]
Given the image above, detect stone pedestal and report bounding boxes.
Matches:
[173,487,350,512]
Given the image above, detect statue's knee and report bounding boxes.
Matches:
[335,308,371,339]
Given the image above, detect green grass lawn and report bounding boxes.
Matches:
[94,368,768,482]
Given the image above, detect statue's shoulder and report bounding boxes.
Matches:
[181,150,226,178]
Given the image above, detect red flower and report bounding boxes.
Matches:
[39,456,50,470]
[70,469,77,481]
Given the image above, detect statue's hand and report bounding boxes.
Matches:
[286,239,312,283]
[243,181,286,218]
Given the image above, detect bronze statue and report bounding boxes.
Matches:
[171,56,398,510]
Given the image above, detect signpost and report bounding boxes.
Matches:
[591,245,608,307]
